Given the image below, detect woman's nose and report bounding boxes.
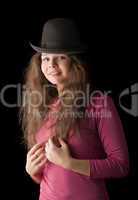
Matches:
[49,59,57,68]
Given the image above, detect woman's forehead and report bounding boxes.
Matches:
[41,53,68,57]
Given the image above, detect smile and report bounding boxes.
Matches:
[50,72,60,76]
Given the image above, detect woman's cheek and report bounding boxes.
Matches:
[41,64,44,73]
[41,63,47,75]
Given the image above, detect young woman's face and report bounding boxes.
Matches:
[41,53,72,90]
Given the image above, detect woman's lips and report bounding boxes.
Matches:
[50,71,60,75]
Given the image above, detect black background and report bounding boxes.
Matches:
[0,3,137,200]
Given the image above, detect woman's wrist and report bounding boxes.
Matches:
[31,173,43,184]
[64,157,90,176]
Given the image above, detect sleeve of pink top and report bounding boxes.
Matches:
[89,95,129,179]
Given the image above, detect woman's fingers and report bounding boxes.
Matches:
[32,146,45,160]
[45,144,48,153]
[33,153,46,165]
[28,143,45,156]
[37,157,47,168]
[30,148,43,161]
[26,143,47,177]
[34,158,47,172]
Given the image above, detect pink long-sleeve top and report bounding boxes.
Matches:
[36,95,129,200]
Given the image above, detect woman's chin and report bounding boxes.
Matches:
[49,77,63,85]
[50,80,59,85]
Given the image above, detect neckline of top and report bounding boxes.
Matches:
[49,97,61,109]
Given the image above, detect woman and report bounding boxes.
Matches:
[20,18,129,200]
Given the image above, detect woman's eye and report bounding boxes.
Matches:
[59,56,67,60]
[42,57,49,61]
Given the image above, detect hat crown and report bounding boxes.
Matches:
[30,18,87,54]
[41,18,81,47]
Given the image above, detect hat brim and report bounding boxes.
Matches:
[30,43,87,55]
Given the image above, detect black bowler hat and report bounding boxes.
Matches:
[30,18,87,55]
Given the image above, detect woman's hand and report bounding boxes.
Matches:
[45,137,71,169]
[26,143,47,183]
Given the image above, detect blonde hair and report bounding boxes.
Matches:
[20,53,91,149]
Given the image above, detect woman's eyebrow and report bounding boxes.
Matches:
[41,55,48,58]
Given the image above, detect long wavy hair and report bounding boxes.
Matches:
[20,53,92,149]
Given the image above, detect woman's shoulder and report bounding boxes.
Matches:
[49,96,61,110]
[86,93,116,121]
[88,93,114,110]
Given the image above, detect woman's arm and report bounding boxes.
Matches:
[65,96,129,179]
[66,158,90,176]
[31,173,43,184]
[88,96,129,179]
